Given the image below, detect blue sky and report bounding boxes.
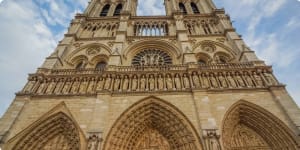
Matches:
[0,0,299,117]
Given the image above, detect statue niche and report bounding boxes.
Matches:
[132,49,172,66]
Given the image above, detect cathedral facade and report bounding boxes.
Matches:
[0,0,300,149]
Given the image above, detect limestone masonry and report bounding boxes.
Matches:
[0,0,300,149]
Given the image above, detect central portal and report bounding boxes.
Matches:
[103,97,202,150]
[135,128,170,150]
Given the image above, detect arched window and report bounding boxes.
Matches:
[100,4,110,16]
[198,59,206,65]
[113,4,123,16]
[191,2,200,14]
[179,3,187,14]
[96,61,107,70]
[76,62,85,70]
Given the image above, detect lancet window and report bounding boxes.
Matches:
[100,4,110,16]
[179,3,187,14]
[134,21,169,36]
[113,4,123,16]
[132,49,172,66]
[191,2,200,14]
[96,61,107,70]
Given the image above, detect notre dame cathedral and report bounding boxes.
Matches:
[0,0,299,149]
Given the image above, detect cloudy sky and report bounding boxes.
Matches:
[0,0,299,117]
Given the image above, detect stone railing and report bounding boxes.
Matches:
[183,16,222,36]
[19,63,279,96]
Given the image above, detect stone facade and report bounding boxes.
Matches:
[0,0,300,149]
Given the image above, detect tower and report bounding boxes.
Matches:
[0,0,300,149]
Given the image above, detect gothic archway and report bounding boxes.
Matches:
[12,112,81,150]
[103,96,203,150]
[222,100,299,150]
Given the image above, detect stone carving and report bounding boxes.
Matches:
[19,68,279,96]
[87,132,103,150]
[114,76,121,91]
[183,74,190,89]
[157,74,164,90]
[173,74,181,90]
[135,128,170,150]
[203,129,221,150]
[131,75,138,91]
[122,76,129,91]
[132,49,172,66]
[149,75,155,91]
[192,72,201,88]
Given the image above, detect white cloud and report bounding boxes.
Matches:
[137,0,165,16]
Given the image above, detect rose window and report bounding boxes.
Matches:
[132,49,172,66]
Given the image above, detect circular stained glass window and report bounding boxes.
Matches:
[132,49,172,66]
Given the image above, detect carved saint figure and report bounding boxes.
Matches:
[96,77,104,91]
[235,73,246,87]
[140,75,146,91]
[244,72,254,87]
[131,75,138,91]
[37,81,46,94]
[157,74,164,90]
[166,74,173,90]
[218,73,227,88]
[23,79,37,93]
[45,79,56,94]
[149,75,155,91]
[71,78,80,93]
[54,78,64,94]
[174,74,181,90]
[192,72,200,88]
[62,79,72,94]
[104,75,112,90]
[201,74,209,88]
[122,76,129,91]
[210,74,219,88]
[227,73,237,88]
[87,135,100,150]
[79,78,88,94]
[183,74,190,89]
[253,72,263,87]
[114,76,121,91]
[87,78,96,93]
[263,72,277,85]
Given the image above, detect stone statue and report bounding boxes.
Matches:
[192,72,200,88]
[45,79,56,94]
[183,74,190,89]
[166,74,173,90]
[244,72,254,87]
[263,72,277,85]
[71,78,80,93]
[157,74,164,90]
[79,78,88,94]
[23,79,36,93]
[62,79,72,94]
[37,81,46,94]
[131,75,138,91]
[140,75,146,91]
[253,72,263,87]
[210,75,219,88]
[235,73,246,87]
[218,73,227,88]
[174,74,181,90]
[104,75,112,90]
[227,73,237,88]
[122,76,129,91]
[54,79,64,94]
[87,134,101,150]
[87,78,96,93]
[96,78,104,91]
[149,75,155,91]
[114,76,121,91]
[201,74,209,88]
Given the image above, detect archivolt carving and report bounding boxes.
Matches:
[193,40,238,56]
[12,112,81,150]
[222,100,299,150]
[103,97,203,150]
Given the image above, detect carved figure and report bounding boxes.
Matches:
[79,78,88,94]
[140,75,146,91]
[201,74,209,88]
[131,75,138,91]
[218,73,228,88]
[114,76,121,91]
[235,73,246,87]
[183,74,190,89]
[174,74,181,89]
[23,80,36,93]
[244,72,254,87]
[96,78,104,91]
[54,79,64,94]
[104,75,111,90]
[122,76,129,91]
[157,74,164,90]
[192,72,200,88]
[87,78,96,93]
[227,73,237,88]
[166,74,173,90]
[253,72,263,87]
[149,75,155,91]
[62,79,72,94]
[37,81,46,94]
[263,72,277,85]
[210,75,219,88]
[71,78,80,93]
[45,79,56,94]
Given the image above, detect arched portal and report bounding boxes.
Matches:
[12,112,82,150]
[103,97,203,150]
[222,100,299,150]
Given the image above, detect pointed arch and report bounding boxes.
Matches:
[103,96,203,150]
[222,100,299,150]
[6,102,86,150]
[179,3,187,14]
[100,4,110,16]
[191,2,200,14]
[113,4,123,16]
